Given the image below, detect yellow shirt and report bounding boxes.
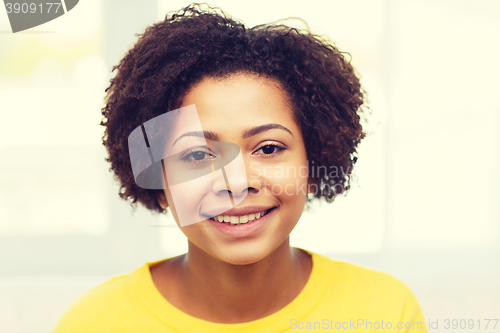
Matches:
[53,251,428,332]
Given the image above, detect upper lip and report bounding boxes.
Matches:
[202,205,275,217]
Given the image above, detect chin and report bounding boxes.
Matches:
[223,255,264,266]
[212,241,278,266]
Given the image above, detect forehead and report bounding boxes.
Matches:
[178,74,297,133]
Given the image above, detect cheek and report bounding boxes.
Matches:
[165,169,236,226]
[165,177,212,226]
[256,162,309,199]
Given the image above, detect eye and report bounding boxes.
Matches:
[254,141,286,156]
[181,147,215,163]
[192,151,208,160]
[260,145,279,154]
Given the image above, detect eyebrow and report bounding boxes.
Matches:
[172,123,293,146]
[172,131,220,146]
[242,123,294,139]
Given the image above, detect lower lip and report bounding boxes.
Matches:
[207,208,276,238]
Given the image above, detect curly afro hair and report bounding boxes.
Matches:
[100,3,367,214]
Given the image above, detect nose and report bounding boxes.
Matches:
[211,155,261,203]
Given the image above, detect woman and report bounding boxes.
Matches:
[53,4,427,332]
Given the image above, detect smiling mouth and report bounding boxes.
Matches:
[209,208,275,225]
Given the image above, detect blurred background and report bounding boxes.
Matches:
[0,0,499,332]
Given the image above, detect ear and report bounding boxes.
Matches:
[156,191,169,210]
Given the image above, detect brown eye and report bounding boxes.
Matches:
[261,145,276,154]
[180,147,215,164]
[192,151,207,160]
[254,142,286,156]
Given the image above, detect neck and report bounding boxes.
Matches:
[167,239,311,323]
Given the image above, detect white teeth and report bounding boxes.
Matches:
[211,209,271,224]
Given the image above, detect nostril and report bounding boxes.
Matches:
[227,186,250,197]
[248,179,262,190]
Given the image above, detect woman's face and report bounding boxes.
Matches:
[158,74,309,265]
